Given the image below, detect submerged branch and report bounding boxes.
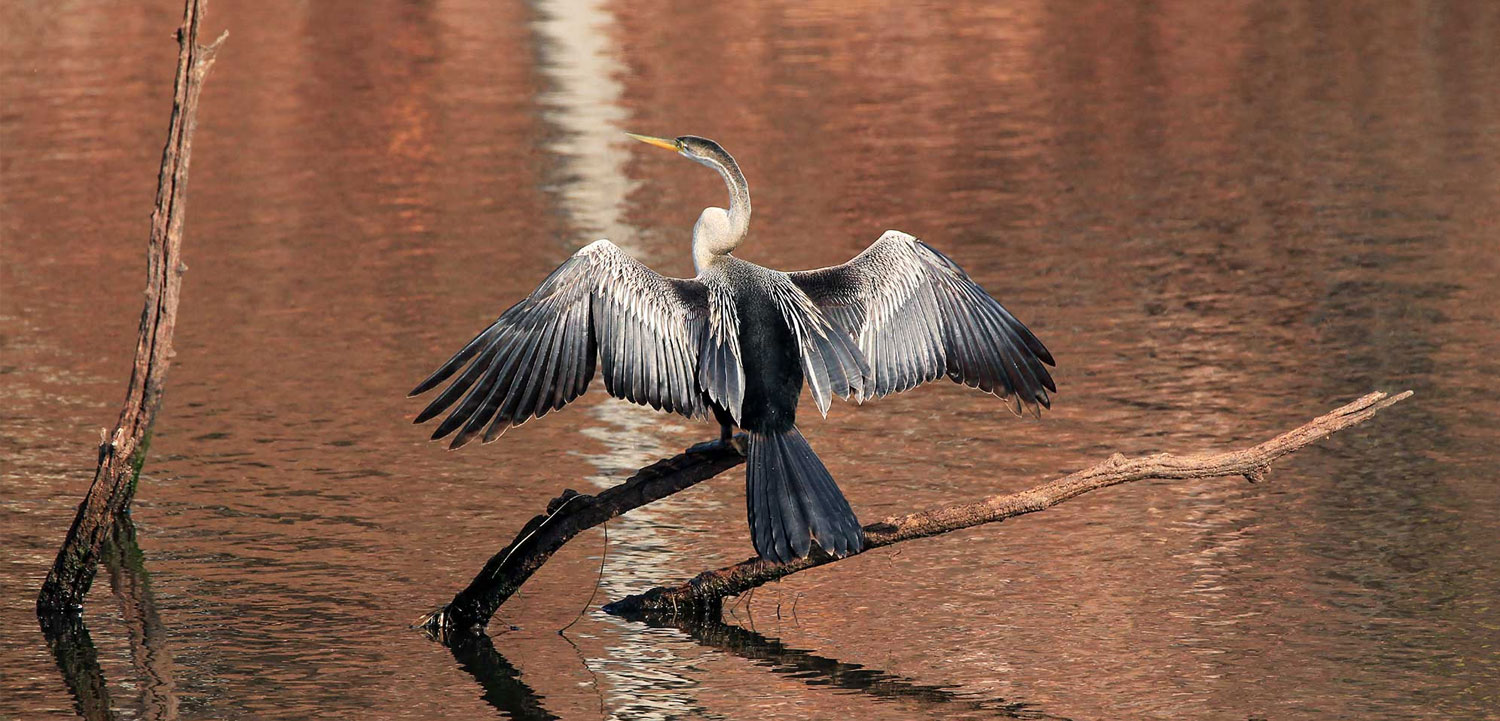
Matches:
[603,390,1412,619]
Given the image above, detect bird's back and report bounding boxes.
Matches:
[705,257,807,434]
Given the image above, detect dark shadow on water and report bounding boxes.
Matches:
[37,515,178,721]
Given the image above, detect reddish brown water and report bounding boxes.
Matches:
[4,1,1499,719]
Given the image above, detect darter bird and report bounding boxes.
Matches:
[409,134,1055,563]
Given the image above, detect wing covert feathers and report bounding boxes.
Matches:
[698,282,745,424]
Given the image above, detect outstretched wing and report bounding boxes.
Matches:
[789,230,1055,413]
[410,239,708,448]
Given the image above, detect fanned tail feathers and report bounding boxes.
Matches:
[745,427,863,563]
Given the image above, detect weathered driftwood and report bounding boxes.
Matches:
[36,0,225,615]
[423,390,1410,638]
[604,390,1413,619]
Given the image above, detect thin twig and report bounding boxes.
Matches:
[555,625,605,718]
[558,521,607,634]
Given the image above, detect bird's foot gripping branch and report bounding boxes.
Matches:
[419,390,1411,640]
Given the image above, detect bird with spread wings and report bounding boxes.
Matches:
[410,134,1054,564]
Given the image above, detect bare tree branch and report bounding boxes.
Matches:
[603,390,1413,619]
[37,0,226,616]
[422,390,1411,639]
[418,441,747,638]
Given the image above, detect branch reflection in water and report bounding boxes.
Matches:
[444,614,1067,720]
[38,517,178,721]
[447,633,560,721]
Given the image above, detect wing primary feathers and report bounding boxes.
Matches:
[647,327,666,410]
[614,300,633,401]
[959,283,1022,397]
[449,314,548,446]
[414,331,512,424]
[963,281,1049,409]
[596,294,619,397]
[511,313,567,422]
[483,314,567,445]
[893,300,921,393]
[934,277,984,391]
[548,302,583,412]
[432,340,513,442]
[997,302,1056,367]
[409,323,501,397]
[447,359,514,448]
[625,296,641,404]
[628,302,646,404]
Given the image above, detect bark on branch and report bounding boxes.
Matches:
[36,0,225,615]
[604,390,1414,619]
[423,390,1410,638]
[419,441,747,637]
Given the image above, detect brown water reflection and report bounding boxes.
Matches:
[3,0,1498,719]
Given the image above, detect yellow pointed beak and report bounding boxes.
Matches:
[626,133,680,152]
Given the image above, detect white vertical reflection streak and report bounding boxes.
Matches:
[530,1,719,719]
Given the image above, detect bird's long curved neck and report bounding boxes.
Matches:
[715,157,752,242]
[691,154,753,273]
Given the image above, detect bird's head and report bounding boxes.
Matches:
[627,133,751,270]
[626,133,738,175]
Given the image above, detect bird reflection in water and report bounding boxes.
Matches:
[39,516,1059,720]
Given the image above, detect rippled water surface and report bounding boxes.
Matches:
[4,1,1499,719]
